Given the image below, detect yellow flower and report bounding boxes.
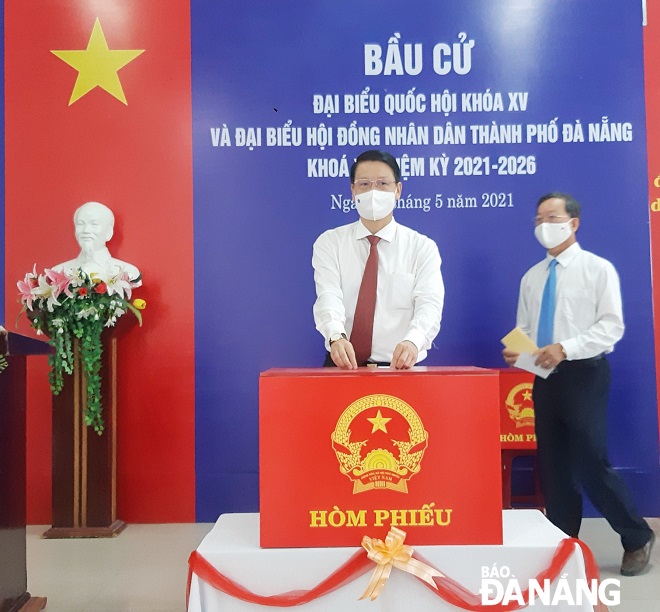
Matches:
[132,298,147,310]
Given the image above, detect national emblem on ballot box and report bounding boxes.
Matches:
[332,394,428,494]
[505,382,535,429]
[499,371,537,449]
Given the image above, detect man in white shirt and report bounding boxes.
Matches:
[503,192,654,576]
[313,150,444,370]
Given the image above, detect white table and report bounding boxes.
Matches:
[188,510,593,611]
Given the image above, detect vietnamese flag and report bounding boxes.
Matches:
[4,1,195,522]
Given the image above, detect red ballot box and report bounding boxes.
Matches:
[259,367,503,548]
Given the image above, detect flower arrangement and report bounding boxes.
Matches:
[18,265,145,435]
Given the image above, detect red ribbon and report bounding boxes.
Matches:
[187,548,371,607]
[187,537,605,611]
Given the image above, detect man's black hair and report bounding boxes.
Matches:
[350,150,401,183]
[536,192,582,219]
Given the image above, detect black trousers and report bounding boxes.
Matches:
[532,357,651,551]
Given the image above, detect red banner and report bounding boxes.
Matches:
[4,1,195,522]
[644,0,660,445]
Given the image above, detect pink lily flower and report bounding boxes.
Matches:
[34,274,61,312]
[17,264,39,309]
[44,268,74,300]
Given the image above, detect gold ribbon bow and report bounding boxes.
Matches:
[359,527,444,601]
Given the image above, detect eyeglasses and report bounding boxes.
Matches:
[534,214,570,225]
[353,179,397,191]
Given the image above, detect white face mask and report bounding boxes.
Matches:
[355,189,396,221]
[534,220,573,249]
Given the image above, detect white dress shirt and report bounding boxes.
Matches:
[313,218,444,363]
[516,242,624,360]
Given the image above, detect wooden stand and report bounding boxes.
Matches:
[43,316,136,539]
[0,330,51,611]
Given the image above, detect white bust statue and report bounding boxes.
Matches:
[52,201,142,284]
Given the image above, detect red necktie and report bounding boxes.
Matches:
[351,235,380,366]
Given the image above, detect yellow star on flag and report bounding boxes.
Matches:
[51,18,144,105]
[367,409,392,434]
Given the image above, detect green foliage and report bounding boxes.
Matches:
[21,269,142,435]
[43,314,106,433]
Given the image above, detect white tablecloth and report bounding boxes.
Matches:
[188,510,592,611]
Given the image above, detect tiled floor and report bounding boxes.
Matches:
[26,517,659,611]
[26,522,213,611]
[578,517,660,612]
